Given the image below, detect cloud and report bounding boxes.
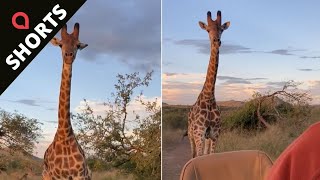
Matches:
[248,78,269,80]
[163,73,271,105]
[34,140,52,158]
[1,99,56,109]
[174,39,253,55]
[217,76,267,85]
[163,72,320,105]
[306,81,320,104]
[63,0,160,71]
[46,108,56,111]
[266,81,287,87]
[264,48,311,57]
[217,76,251,84]
[74,100,106,116]
[220,44,254,54]
[267,49,294,56]
[298,68,319,72]
[163,73,187,77]
[0,99,58,113]
[300,56,320,59]
[45,120,57,124]
[162,74,268,87]
[163,79,320,105]
[163,81,203,90]
[173,39,305,57]
[14,99,40,107]
[162,81,263,105]
[172,39,320,59]
[74,96,161,122]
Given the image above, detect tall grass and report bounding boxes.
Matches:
[0,170,134,180]
[163,104,320,162]
[92,170,134,180]
[216,119,307,161]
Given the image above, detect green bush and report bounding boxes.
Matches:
[162,105,189,130]
[222,98,296,130]
[222,101,257,130]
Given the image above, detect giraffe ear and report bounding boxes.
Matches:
[51,37,62,47]
[77,42,88,50]
[199,21,207,30]
[221,21,230,30]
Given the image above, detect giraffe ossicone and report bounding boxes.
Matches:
[187,10,230,158]
[42,22,91,180]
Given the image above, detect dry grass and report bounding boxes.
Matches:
[0,148,135,180]
[0,170,134,180]
[162,128,186,150]
[163,122,308,162]
[163,105,320,162]
[0,172,41,180]
[215,124,303,161]
[92,170,134,180]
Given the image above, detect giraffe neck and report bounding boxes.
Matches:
[200,45,219,100]
[56,62,73,138]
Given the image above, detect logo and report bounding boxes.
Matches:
[12,12,29,30]
[0,0,87,95]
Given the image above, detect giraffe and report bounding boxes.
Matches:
[42,22,91,180]
[187,10,230,158]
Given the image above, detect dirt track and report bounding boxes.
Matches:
[162,138,191,180]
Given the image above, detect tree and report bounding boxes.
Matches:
[253,80,312,128]
[74,71,161,179]
[224,80,312,130]
[0,109,42,154]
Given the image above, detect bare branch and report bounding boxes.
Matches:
[254,80,311,128]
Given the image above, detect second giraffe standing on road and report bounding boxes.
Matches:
[188,10,230,158]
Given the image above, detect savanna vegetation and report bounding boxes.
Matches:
[163,80,320,161]
[73,71,161,180]
[0,109,43,179]
[0,71,160,180]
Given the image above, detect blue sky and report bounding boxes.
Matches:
[0,0,160,158]
[163,0,320,105]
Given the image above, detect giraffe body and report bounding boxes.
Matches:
[188,10,230,158]
[43,23,91,180]
[43,136,91,179]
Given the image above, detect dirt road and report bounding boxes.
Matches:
[162,138,191,180]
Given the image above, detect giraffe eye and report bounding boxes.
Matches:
[77,44,80,49]
[59,44,62,48]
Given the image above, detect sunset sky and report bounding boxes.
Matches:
[163,0,320,105]
[0,0,160,158]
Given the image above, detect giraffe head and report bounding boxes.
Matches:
[199,11,230,47]
[51,23,88,64]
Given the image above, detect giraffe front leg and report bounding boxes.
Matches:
[41,161,51,180]
[188,130,196,158]
[87,167,92,180]
[209,136,218,153]
[194,132,205,157]
[209,123,221,153]
[42,170,50,180]
[204,139,211,155]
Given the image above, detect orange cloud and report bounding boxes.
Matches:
[163,73,320,105]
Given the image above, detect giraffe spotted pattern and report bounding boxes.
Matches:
[42,23,91,180]
[188,10,230,158]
